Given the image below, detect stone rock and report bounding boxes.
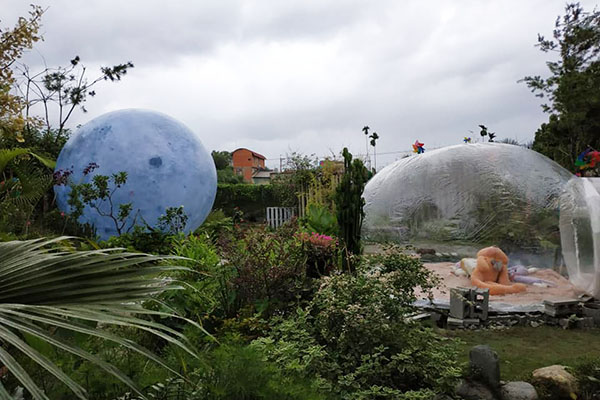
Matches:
[456,379,496,400]
[470,345,501,389]
[558,318,569,329]
[500,381,538,400]
[532,365,578,398]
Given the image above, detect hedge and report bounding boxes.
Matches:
[213,184,295,222]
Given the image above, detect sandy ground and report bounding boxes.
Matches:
[424,262,585,305]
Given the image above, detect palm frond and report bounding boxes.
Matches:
[0,149,30,174]
[0,148,55,174]
[0,237,201,400]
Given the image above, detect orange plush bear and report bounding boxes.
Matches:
[471,246,526,295]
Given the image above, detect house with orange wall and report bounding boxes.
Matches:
[232,148,267,183]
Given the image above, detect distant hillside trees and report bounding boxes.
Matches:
[522,2,600,174]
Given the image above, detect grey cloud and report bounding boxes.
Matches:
[4,0,597,171]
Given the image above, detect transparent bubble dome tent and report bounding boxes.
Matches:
[363,142,600,299]
[560,178,600,297]
[363,143,574,264]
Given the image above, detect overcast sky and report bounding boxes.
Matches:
[4,0,598,170]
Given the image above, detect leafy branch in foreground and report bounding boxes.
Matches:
[0,237,201,400]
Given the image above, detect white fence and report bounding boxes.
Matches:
[266,207,296,229]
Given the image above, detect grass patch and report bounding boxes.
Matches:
[440,326,600,381]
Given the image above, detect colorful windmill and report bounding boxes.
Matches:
[575,148,600,175]
[412,140,425,154]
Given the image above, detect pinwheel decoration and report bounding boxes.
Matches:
[463,137,472,143]
[575,148,600,172]
[412,140,425,154]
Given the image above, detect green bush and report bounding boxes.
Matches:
[297,231,340,278]
[572,357,600,399]
[254,250,461,399]
[103,225,177,254]
[117,343,328,400]
[363,248,441,303]
[302,204,338,236]
[220,223,310,316]
[160,234,237,328]
[194,209,234,243]
[214,183,293,222]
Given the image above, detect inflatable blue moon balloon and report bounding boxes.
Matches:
[54,109,217,240]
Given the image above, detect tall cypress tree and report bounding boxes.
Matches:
[335,148,370,273]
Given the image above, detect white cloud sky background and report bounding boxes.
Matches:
[4,0,598,170]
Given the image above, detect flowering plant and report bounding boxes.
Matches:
[296,231,339,277]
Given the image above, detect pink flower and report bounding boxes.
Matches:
[60,212,65,217]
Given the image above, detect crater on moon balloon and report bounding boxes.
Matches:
[149,156,162,167]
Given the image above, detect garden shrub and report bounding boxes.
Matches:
[297,231,340,277]
[220,222,310,315]
[117,343,328,400]
[103,225,177,254]
[160,234,237,328]
[254,250,461,399]
[214,183,293,222]
[302,203,338,236]
[194,208,234,243]
[10,327,168,400]
[572,357,600,399]
[195,344,327,400]
[364,248,441,303]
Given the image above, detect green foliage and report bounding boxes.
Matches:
[216,167,245,184]
[194,209,233,243]
[157,205,188,234]
[115,344,327,400]
[0,237,198,399]
[254,250,460,399]
[364,248,440,300]
[335,148,369,272]
[211,151,245,183]
[522,3,600,173]
[220,223,309,316]
[0,147,55,234]
[303,204,338,236]
[103,225,176,255]
[297,231,340,278]
[0,5,43,139]
[214,183,292,222]
[270,151,319,207]
[67,168,139,236]
[571,357,600,399]
[211,150,232,170]
[160,234,236,327]
[0,126,69,161]
[194,344,326,400]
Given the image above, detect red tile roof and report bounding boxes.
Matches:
[233,148,266,160]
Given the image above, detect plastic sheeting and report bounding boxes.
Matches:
[363,143,573,264]
[560,178,600,297]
